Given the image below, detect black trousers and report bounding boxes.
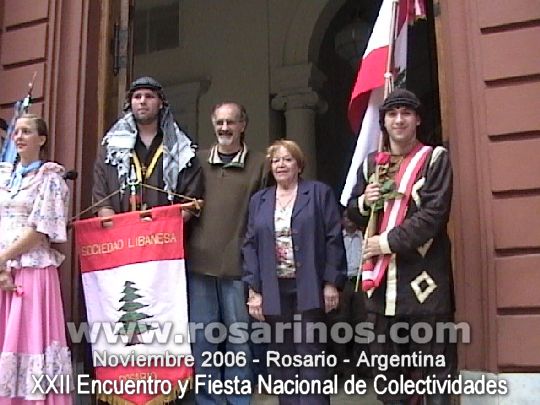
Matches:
[368,313,457,404]
[326,277,369,376]
[265,279,330,405]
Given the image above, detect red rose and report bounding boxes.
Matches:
[375,152,391,165]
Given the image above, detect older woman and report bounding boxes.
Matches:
[0,114,72,404]
[242,140,345,405]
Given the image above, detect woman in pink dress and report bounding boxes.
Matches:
[0,114,72,404]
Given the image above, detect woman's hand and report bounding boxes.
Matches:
[324,283,339,313]
[0,253,14,291]
[0,270,16,292]
[247,289,265,321]
[363,183,381,207]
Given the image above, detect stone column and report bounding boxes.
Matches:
[165,80,210,140]
[271,90,327,179]
[270,63,327,179]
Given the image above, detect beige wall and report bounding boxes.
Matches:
[133,0,345,153]
[134,0,275,152]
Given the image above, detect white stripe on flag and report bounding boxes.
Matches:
[341,0,410,206]
[82,259,191,358]
[340,87,383,206]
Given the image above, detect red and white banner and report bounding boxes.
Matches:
[74,205,192,405]
[340,0,425,205]
[361,144,432,291]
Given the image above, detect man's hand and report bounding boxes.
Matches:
[181,210,193,222]
[181,200,204,221]
[363,235,384,260]
[363,183,381,207]
[97,207,115,218]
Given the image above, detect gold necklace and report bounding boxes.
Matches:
[276,186,297,211]
[277,194,295,211]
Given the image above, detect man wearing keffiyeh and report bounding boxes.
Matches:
[92,76,203,219]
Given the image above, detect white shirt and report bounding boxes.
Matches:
[274,205,296,278]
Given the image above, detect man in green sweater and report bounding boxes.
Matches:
[187,102,267,405]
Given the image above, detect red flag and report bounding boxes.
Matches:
[74,206,193,405]
[340,0,426,205]
[347,0,411,134]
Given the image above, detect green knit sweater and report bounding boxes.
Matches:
[187,147,267,278]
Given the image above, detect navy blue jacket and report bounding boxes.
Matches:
[242,179,346,316]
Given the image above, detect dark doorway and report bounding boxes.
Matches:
[315,0,442,195]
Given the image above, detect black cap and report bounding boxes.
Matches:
[124,76,168,111]
[379,88,421,131]
[380,88,420,111]
[129,76,162,93]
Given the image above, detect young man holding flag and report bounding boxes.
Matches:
[340,0,427,206]
[347,89,455,405]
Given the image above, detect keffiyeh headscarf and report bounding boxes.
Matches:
[101,77,196,200]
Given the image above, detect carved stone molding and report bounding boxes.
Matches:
[271,89,328,114]
[271,63,326,95]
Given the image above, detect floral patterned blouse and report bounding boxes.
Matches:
[274,204,296,278]
[0,162,69,269]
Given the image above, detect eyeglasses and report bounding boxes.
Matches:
[213,119,242,126]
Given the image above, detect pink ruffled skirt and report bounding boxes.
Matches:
[0,266,72,404]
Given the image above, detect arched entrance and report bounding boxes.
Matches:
[314,0,442,193]
[314,0,382,192]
